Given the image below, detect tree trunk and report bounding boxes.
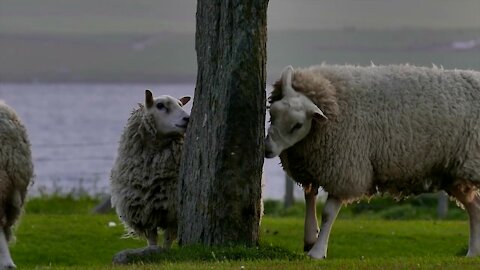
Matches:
[178,0,268,246]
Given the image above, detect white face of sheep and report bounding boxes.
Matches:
[265,66,327,158]
[145,90,191,136]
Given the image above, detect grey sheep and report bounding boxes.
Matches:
[110,90,190,256]
[0,101,33,269]
[265,64,480,259]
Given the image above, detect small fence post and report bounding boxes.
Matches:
[284,174,294,208]
[437,191,449,219]
[92,195,112,214]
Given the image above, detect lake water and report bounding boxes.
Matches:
[0,83,305,200]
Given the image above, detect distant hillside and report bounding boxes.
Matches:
[2,0,479,34]
[1,0,479,83]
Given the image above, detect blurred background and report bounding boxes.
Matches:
[0,0,479,204]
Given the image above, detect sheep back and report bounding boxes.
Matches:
[273,65,480,201]
[0,101,33,239]
[110,105,183,236]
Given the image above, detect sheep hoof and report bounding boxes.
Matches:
[0,263,17,270]
[307,250,327,260]
[112,250,130,265]
[112,246,163,265]
[466,250,480,257]
[303,243,315,252]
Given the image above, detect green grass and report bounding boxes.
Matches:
[8,196,480,269]
[25,195,100,215]
[264,194,468,220]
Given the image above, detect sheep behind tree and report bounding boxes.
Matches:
[265,64,480,259]
[110,90,190,263]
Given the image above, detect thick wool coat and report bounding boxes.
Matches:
[271,65,480,201]
[110,104,183,237]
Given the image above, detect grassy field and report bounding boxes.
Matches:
[7,196,480,269]
[0,0,479,83]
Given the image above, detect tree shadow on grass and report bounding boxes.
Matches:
[113,244,304,265]
[455,246,469,257]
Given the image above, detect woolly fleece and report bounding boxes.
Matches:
[110,104,183,239]
[0,101,33,240]
[271,64,480,201]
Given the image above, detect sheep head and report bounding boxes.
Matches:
[145,89,191,136]
[265,66,327,158]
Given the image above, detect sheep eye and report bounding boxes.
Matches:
[290,123,303,133]
[156,103,166,111]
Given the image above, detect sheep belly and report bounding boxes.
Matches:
[116,175,177,233]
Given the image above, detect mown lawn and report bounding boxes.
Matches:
[8,196,480,269]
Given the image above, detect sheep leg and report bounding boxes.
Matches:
[163,227,177,249]
[145,229,158,247]
[307,195,341,259]
[0,227,15,269]
[303,188,319,252]
[448,185,480,257]
[0,170,15,269]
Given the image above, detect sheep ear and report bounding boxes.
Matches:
[281,65,296,97]
[179,96,191,106]
[145,89,154,108]
[311,105,328,121]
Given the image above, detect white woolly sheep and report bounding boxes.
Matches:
[265,64,480,259]
[0,101,33,269]
[110,90,190,257]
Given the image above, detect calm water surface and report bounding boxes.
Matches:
[0,83,304,199]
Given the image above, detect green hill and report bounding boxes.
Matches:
[1,0,479,83]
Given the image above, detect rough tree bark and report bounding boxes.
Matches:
[178,0,268,246]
